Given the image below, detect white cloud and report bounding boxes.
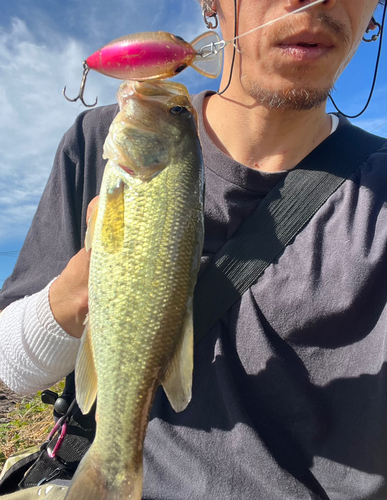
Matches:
[0,19,85,240]
[0,18,121,242]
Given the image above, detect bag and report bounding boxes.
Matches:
[0,448,40,495]
[0,401,95,494]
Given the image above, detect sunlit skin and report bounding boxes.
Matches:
[204,0,380,172]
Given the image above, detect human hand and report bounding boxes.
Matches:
[49,196,99,338]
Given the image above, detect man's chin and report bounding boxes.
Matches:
[247,85,333,112]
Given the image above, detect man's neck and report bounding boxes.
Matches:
[203,92,332,173]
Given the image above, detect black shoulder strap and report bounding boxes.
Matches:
[193,124,386,344]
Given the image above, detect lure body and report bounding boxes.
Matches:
[86,31,222,81]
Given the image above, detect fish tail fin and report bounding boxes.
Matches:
[64,446,143,500]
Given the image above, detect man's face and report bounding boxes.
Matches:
[217,0,379,108]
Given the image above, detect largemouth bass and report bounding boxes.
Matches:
[64,80,204,500]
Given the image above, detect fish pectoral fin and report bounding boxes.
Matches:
[75,318,98,415]
[162,302,194,413]
[85,201,99,252]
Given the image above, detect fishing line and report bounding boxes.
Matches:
[329,1,387,119]
[217,0,237,95]
[215,0,326,95]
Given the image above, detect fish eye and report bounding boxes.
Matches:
[172,35,185,43]
[170,106,190,117]
[174,64,188,74]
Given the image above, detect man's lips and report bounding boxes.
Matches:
[278,32,335,48]
[275,33,335,61]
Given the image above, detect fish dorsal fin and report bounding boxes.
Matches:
[190,31,223,79]
[162,301,194,413]
[85,201,99,252]
[75,317,98,415]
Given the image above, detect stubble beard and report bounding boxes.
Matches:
[246,84,333,112]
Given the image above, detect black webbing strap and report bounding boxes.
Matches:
[193,124,386,344]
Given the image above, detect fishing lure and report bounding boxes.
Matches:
[63,0,325,107]
[63,31,223,107]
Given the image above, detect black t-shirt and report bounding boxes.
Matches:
[1,91,387,499]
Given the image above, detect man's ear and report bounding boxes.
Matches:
[366,17,378,33]
[363,16,381,42]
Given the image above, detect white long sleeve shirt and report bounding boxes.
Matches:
[0,279,80,394]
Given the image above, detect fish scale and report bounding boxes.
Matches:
[91,168,193,472]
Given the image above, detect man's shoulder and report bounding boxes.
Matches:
[340,124,387,209]
[336,117,387,172]
[354,126,387,172]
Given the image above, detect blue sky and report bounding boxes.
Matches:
[0,0,386,287]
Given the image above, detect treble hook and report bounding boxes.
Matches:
[63,62,98,108]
